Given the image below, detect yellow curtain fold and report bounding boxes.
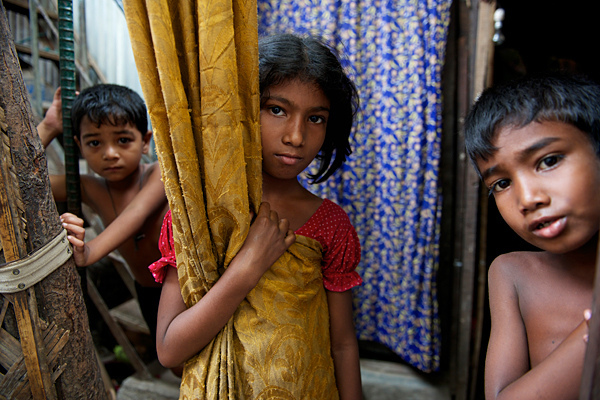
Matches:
[123,0,261,397]
[123,1,338,398]
[123,1,261,295]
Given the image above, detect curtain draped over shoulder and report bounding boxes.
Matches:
[123,1,338,398]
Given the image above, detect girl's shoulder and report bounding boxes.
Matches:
[296,199,352,233]
[296,198,358,252]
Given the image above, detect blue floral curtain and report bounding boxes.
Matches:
[257,0,451,373]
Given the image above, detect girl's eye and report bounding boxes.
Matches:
[489,179,510,195]
[269,106,284,116]
[538,154,562,170]
[309,115,326,124]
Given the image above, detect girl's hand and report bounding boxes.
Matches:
[156,203,295,367]
[238,202,295,282]
[60,212,89,267]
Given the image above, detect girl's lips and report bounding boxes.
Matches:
[276,154,302,166]
[531,216,567,239]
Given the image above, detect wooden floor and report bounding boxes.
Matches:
[115,358,451,400]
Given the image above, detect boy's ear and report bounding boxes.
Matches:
[142,130,152,154]
[73,136,82,152]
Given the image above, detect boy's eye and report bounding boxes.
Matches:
[118,137,133,144]
[538,154,562,170]
[489,179,510,194]
[86,140,100,147]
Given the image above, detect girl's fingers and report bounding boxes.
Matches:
[278,217,290,232]
[285,230,296,246]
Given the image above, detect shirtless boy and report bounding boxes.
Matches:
[37,84,169,340]
[463,73,599,399]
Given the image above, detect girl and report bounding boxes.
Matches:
[151,33,363,399]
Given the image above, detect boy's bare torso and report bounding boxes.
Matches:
[81,162,168,287]
[493,250,594,366]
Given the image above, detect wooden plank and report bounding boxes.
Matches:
[87,277,152,380]
[9,291,56,399]
[1,104,55,398]
[2,0,59,20]
[450,0,478,398]
[0,318,69,399]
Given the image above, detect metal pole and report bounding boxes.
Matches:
[58,0,80,217]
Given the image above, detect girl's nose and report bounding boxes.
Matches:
[283,118,305,147]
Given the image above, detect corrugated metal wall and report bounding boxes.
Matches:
[77,0,143,97]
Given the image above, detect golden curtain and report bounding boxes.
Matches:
[123,1,338,398]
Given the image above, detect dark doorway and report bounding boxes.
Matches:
[476,1,600,398]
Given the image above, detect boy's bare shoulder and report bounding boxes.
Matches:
[490,250,547,276]
[488,250,560,296]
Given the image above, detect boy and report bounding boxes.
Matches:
[463,73,598,399]
[37,84,169,344]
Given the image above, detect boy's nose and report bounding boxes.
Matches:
[103,145,119,160]
[282,119,305,147]
[517,182,549,214]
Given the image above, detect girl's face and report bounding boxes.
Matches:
[260,79,330,182]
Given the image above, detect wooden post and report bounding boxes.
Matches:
[579,240,600,399]
[0,2,107,398]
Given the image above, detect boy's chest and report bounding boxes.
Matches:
[518,275,592,366]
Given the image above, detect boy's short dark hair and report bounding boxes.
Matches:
[464,73,600,170]
[71,84,148,139]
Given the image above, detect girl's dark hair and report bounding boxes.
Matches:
[464,73,600,172]
[71,84,148,139]
[258,33,359,183]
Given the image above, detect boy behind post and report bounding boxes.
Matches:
[37,84,169,343]
[464,73,599,399]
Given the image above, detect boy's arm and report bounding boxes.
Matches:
[485,258,587,400]
[37,87,63,148]
[82,165,166,266]
[36,87,68,200]
[155,203,295,368]
[60,212,89,267]
[327,290,363,400]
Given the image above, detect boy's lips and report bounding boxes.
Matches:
[104,166,123,173]
[529,216,567,239]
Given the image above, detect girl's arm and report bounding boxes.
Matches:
[327,289,363,400]
[485,259,588,400]
[156,202,295,368]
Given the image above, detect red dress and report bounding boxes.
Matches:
[149,199,362,291]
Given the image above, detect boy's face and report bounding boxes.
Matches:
[260,79,329,182]
[74,116,152,182]
[477,121,600,254]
